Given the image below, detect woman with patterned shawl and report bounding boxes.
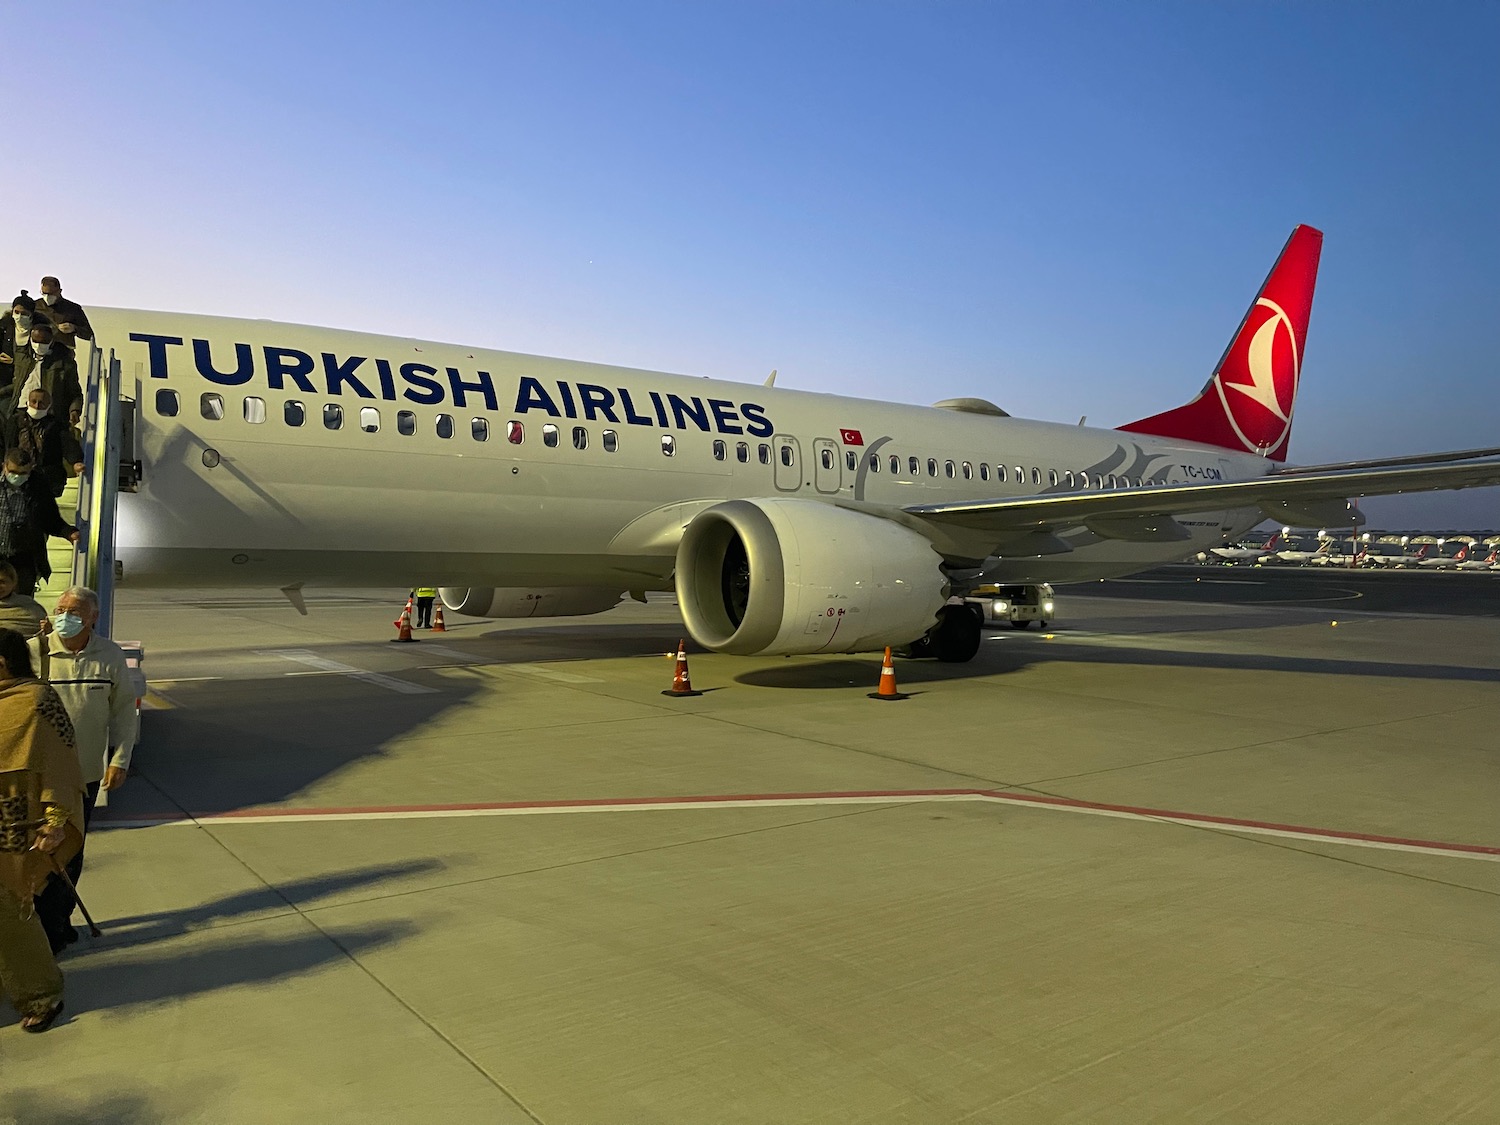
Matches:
[0,626,85,1032]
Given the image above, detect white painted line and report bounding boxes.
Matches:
[501,663,605,684]
[259,650,437,695]
[411,644,481,663]
[98,791,1500,862]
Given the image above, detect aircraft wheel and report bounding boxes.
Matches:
[930,605,982,663]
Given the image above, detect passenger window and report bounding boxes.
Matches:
[397,410,416,436]
[1106,474,1117,489]
[361,407,380,433]
[472,418,489,441]
[869,453,880,473]
[155,389,180,417]
[909,456,919,475]
[758,444,770,464]
[507,420,523,444]
[242,397,266,424]
[201,393,224,421]
[1065,470,1075,488]
[542,424,559,448]
[1014,465,1023,483]
[603,429,618,453]
[889,455,900,474]
[1093,474,1104,489]
[284,400,305,427]
[845,450,857,471]
[979,463,989,481]
[780,444,795,467]
[436,413,454,439]
[573,426,588,450]
[944,460,955,478]
[736,442,749,463]
[713,439,726,460]
[927,459,937,477]
[962,461,972,480]
[323,403,342,430]
[1048,469,1058,486]
[997,465,1007,483]
[820,448,834,470]
[662,434,676,457]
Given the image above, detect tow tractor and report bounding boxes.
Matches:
[963,583,1055,630]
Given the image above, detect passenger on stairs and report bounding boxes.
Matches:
[0,292,35,402]
[30,278,92,358]
[0,450,79,598]
[8,325,80,418]
[4,389,81,498]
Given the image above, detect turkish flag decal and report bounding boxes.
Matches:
[839,428,863,445]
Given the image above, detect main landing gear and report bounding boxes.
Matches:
[905,604,983,663]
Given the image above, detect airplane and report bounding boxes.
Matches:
[1455,547,1499,572]
[1359,540,1425,568]
[88,223,1500,663]
[1419,542,1474,570]
[1204,535,1275,564]
[1272,536,1333,566]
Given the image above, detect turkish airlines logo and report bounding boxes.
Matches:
[1215,297,1299,454]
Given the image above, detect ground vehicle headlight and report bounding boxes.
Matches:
[1043,601,1055,614]
[994,600,1009,614]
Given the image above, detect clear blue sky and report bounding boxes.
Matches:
[7,2,1497,528]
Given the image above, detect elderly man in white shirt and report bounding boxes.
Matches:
[33,585,137,953]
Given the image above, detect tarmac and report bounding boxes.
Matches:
[1,576,1497,1124]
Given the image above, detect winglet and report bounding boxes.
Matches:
[1119,225,1323,462]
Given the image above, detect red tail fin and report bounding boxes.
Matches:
[1119,225,1323,461]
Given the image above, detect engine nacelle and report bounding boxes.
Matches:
[439,587,624,619]
[676,499,947,656]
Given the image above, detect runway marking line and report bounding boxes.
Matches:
[95,788,1500,861]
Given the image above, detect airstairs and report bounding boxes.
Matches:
[35,339,144,700]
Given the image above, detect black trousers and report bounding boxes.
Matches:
[415,596,434,628]
[35,780,99,951]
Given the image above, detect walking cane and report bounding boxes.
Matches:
[46,853,103,939]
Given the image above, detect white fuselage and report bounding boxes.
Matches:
[94,308,1271,592]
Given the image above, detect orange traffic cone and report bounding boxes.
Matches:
[661,639,703,697]
[868,647,908,700]
[431,602,447,632]
[390,604,419,643]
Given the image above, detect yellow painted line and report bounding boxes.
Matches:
[142,689,177,710]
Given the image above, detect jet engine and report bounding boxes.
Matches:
[675,499,948,656]
[439,587,625,618]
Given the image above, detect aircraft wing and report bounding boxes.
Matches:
[902,454,1500,542]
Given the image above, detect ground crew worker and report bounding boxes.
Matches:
[413,586,438,629]
[31,278,92,357]
[33,586,136,954]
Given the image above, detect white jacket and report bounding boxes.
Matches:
[45,631,138,784]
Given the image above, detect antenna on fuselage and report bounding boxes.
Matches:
[764,369,778,387]
[1078,415,1087,426]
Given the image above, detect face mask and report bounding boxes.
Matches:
[32,342,50,356]
[26,406,47,419]
[52,612,86,639]
[12,314,28,328]
[4,472,28,486]
[42,293,59,306]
